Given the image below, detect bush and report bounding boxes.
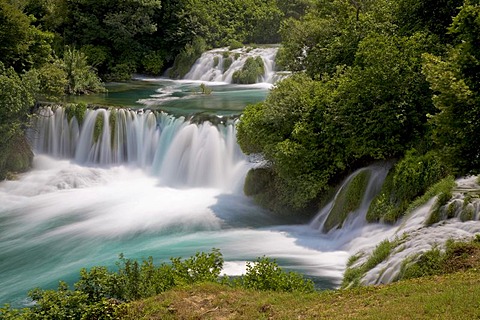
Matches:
[232,57,265,84]
[142,51,165,75]
[398,237,480,281]
[235,257,314,293]
[367,150,448,223]
[228,39,243,50]
[1,250,315,318]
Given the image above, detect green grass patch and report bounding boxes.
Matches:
[342,238,399,289]
[398,237,480,281]
[122,269,480,320]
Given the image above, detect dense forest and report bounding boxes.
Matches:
[237,0,480,220]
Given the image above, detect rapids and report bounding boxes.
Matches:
[1,57,479,306]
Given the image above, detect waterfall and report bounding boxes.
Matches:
[310,164,390,233]
[308,165,480,287]
[184,47,279,84]
[30,106,248,191]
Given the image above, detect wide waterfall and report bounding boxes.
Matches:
[184,47,279,84]
[2,102,479,306]
[31,106,247,191]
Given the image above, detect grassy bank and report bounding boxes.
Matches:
[125,269,480,319]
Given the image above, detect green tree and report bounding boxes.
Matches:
[62,0,162,79]
[0,0,53,71]
[422,1,480,174]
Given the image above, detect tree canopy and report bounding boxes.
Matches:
[237,0,480,215]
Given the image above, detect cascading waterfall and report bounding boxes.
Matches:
[184,47,279,84]
[3,101,480,307]
[308,165,480,287]
[31,106,247,191]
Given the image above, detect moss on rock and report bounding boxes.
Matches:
[323,170,371,232]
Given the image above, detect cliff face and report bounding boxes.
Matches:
[0,133,33,180]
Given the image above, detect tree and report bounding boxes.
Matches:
[0,0,53,72]
[422,2,480,174]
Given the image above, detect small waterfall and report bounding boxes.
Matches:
[184,47,279,84]
[345,175,480,286]
[30,106,248,191]
[310,164,390,233]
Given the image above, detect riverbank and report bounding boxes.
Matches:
[124,268,480,319]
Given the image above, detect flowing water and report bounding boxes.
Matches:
[1,51,480,306]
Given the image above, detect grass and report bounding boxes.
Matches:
[124,269,480,319]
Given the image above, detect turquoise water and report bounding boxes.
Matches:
[66,78,269,116]
[1,79,353,307]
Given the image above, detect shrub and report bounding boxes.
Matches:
[1,250,315,318]
[235,257,314,293]
[142,51,165,75]
[232,57,265,84]
[367,150,450,223]
[228,39,243,50]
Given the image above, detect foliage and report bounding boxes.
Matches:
[394,0,464,40]
[62,48,105,95]
[223,57,233,71]
[61,0,162,79]
[278,0,395,77]
[1,250,315,318]
[228,39,243,50]
[422,2,480,175]
[232,57,265,84]
[342,239,399,289]
[36,60,68,101]
[235,257,315,293]
[405,176,456,215]
[141,51,165,75]
[426,191,453,225]
[367,150,448,223]
[398,236,480,281]
[0,63,37,179]
[199,83,212,95]
[65,102,88,124]
[0,0,53,72]
[238,29,437,215]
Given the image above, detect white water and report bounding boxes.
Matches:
[184,47,280,84]
[2,105,480,306]
[32,107,247,191]
[348,176,480,286]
